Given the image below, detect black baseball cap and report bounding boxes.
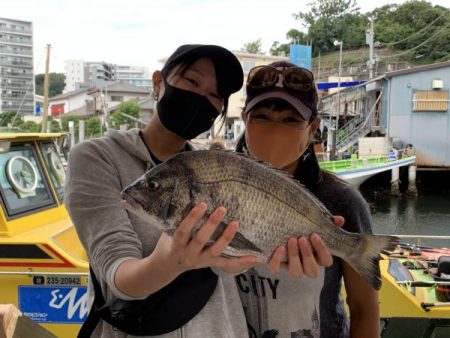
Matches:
[162,44,244,99]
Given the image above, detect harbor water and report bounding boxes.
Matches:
[360,170,450,248]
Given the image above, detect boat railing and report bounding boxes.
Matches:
[382,235,450,240]
[379,234,450,249]
[319,155,389,172]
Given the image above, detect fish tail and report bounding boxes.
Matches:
[345,234,399,290]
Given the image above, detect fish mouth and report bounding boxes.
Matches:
[120,192,143,212]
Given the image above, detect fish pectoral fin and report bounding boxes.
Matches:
[229,232,263,254]
[210,222,262,254]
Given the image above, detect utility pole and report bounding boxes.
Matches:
[41,44,51,133]
[366,17,375,79]
[331,40,343,161]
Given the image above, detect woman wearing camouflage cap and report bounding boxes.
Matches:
[236,61,379,338]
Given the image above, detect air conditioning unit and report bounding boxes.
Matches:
[432,79,443,89]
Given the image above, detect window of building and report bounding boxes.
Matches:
[242,60,256,74]
[412,90,449,112]
[241,85,247,100]
[111,96,124,102]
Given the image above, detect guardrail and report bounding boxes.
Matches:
[319,155,389,172]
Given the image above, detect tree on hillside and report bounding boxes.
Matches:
[370,1,450,63]
[241,39,264,54]
[292,0,363,56]
[276,0,449,64]
[35,73,66,97]
[270,29,309,56]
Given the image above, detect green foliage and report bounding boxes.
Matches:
[270,30,309,56]
[86,117,102,137]
[292,0,362,56]
[35,73,66,97]
[0,112,20,127]
[60,115,80,135]
[49,120,62,132]
[21,121,41,132]
[241,39,264,54]
[281,0,450,63]
[293,0,360,24]
[370,1,450,63]
[270,41,290,56]
[109,100,141,130]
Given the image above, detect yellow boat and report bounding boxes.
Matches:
[0,133,88,337]
[378,242,450,337]
[1,133,449,337]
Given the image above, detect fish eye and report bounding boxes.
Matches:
[148,180,159,190]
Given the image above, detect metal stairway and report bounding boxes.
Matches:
[335,92,383,153]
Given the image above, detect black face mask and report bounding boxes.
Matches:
[157,81,221,140]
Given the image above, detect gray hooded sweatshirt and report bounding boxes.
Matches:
[65,128,249,338]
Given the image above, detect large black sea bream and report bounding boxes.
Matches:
[121,150,398,290]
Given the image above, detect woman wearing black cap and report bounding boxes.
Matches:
[235,62,379,338]
[65,44,257,337]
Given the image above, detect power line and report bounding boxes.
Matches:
[383,9,449,46]
[380,21,450,60]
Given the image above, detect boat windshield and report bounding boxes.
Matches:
[0,142,56,218]
[39,141,65,202]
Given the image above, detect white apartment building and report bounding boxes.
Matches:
[0,17,34,115]
[116,65,152,92]
[64,60,152,93]
[64,60,116,92]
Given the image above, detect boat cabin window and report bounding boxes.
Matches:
[0,144,55,218]
[39,141,65,202]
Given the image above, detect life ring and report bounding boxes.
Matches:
[6,156,38,194]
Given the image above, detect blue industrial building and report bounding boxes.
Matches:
[320,60,450,168]
[383,61,450,167]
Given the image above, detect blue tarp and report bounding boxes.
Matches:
[317,81,365,90]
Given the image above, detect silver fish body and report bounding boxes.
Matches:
[121,150,398,290]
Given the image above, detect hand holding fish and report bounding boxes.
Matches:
[152,203,257,276]
[267,216,345,278]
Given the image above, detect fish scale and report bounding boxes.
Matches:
[121,150,399,290]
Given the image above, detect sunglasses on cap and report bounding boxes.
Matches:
[247,65,314,92]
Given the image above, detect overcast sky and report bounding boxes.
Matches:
[2,0,449,74]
